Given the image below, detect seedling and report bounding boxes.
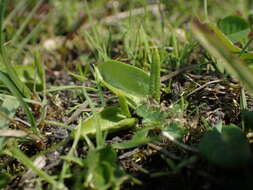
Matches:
[77,52,162,138]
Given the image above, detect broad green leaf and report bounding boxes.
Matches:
[84,145,128,190]
[113,127,155,149]
[163,122,185,141]
[78,106,137,137]
[97,60,150,107]
[217,15,250,42]
[199,124,252,168]
[191,20,253,96]
[0,96,20,149]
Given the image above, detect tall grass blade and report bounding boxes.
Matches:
[191,20,253,96]
[0,71,37,133]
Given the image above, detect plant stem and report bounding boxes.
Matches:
[118,94,131,118]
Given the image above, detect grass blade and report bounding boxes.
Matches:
[5,146,65,189]
[0,71,37,134]
[191,20,253,95]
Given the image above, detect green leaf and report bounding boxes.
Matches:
[0,96,20,149]
[113,127,155,149]
[84,145,128,190]
[217,15,250,42]
[136,105,168,124]
[97,60,150,107]
[163,122,185,141]
[191,20,253,96]
[78,106,137,137]
[199,124,252,168]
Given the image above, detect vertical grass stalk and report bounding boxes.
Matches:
[149,48,161,103]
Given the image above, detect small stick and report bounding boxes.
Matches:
[162,131,198,152]
[185,79,223,97]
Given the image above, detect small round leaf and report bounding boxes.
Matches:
[199,124,252,168]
